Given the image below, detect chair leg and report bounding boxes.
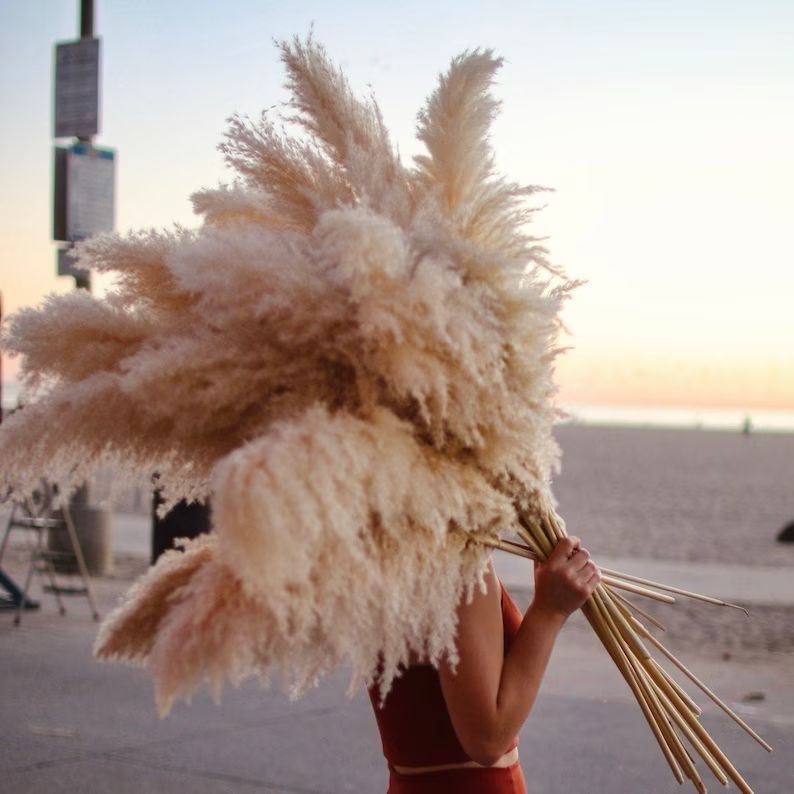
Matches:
[41,554,68,616]
[14,527,45,627]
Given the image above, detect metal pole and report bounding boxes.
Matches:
[65,0,107,556]
[80,0,94,40]
[75,0,93,286]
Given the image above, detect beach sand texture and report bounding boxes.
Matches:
[552,425,794,567]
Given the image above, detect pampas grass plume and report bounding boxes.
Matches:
[1,35,572,714]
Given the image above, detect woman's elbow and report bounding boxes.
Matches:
[461,735,511,767]
[472,749,505,767]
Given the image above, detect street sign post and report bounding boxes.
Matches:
[53,142,115,243]
[54,37,100,139]
[66,143,114,241]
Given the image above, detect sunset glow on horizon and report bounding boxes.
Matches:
[1,1,792,416]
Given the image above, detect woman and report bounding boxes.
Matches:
[369,535,601,793]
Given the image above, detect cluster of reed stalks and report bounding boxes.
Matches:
[4,39,572,711]
[1,36,771,790]
[480,512,771,794]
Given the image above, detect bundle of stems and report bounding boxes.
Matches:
[480,510,772,794]
[0,36,772,788]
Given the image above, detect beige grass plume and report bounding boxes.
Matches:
[1,36,571,715]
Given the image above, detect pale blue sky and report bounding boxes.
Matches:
[1,1,793,410]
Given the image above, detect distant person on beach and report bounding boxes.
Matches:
[369,537,600,793]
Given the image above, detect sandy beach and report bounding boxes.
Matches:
[8,422,793,573]
[551,424,794,568]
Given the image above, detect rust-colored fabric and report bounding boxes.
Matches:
[369,579,526,793]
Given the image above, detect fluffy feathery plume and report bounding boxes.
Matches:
[1,37,572,712]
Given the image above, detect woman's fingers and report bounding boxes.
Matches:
[534,541,601,617]
[569,547,591,572]
[548,536,580,567]
[568,552,601,597]
[580,561,602,591]
[535,536,601,615]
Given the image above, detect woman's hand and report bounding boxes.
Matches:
[532,536,600,622]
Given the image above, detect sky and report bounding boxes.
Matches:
[1,0,792,414]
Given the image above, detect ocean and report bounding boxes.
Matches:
[562,403,794,434]
[3,380,792,433]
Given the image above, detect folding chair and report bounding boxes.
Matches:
[0,484,100,626]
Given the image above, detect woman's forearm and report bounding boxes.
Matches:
[478,602,567,758]
[439,544,599,766]
[484,538,600,761]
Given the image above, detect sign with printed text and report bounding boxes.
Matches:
[54,38,100,139]
[66,143,115,240]
[53,143,115,242]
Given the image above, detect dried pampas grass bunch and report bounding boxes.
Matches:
[1,37,569,712]
[0,36,769,792]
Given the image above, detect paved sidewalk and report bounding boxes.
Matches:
[8,507,790,604]
[494,549,794,608]
[1,566,792,794]
[2,509,793,792]
[5,508,792,655]
[109,511,794,608]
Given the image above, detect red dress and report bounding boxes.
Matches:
[369,581,528,793]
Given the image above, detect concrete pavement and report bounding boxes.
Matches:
[495,550,794,608]
[110,510,794,608]
[1,510,793,792]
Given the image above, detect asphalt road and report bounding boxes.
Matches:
[2,594,791,794]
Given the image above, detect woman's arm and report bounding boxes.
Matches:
[439,536,600,765]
